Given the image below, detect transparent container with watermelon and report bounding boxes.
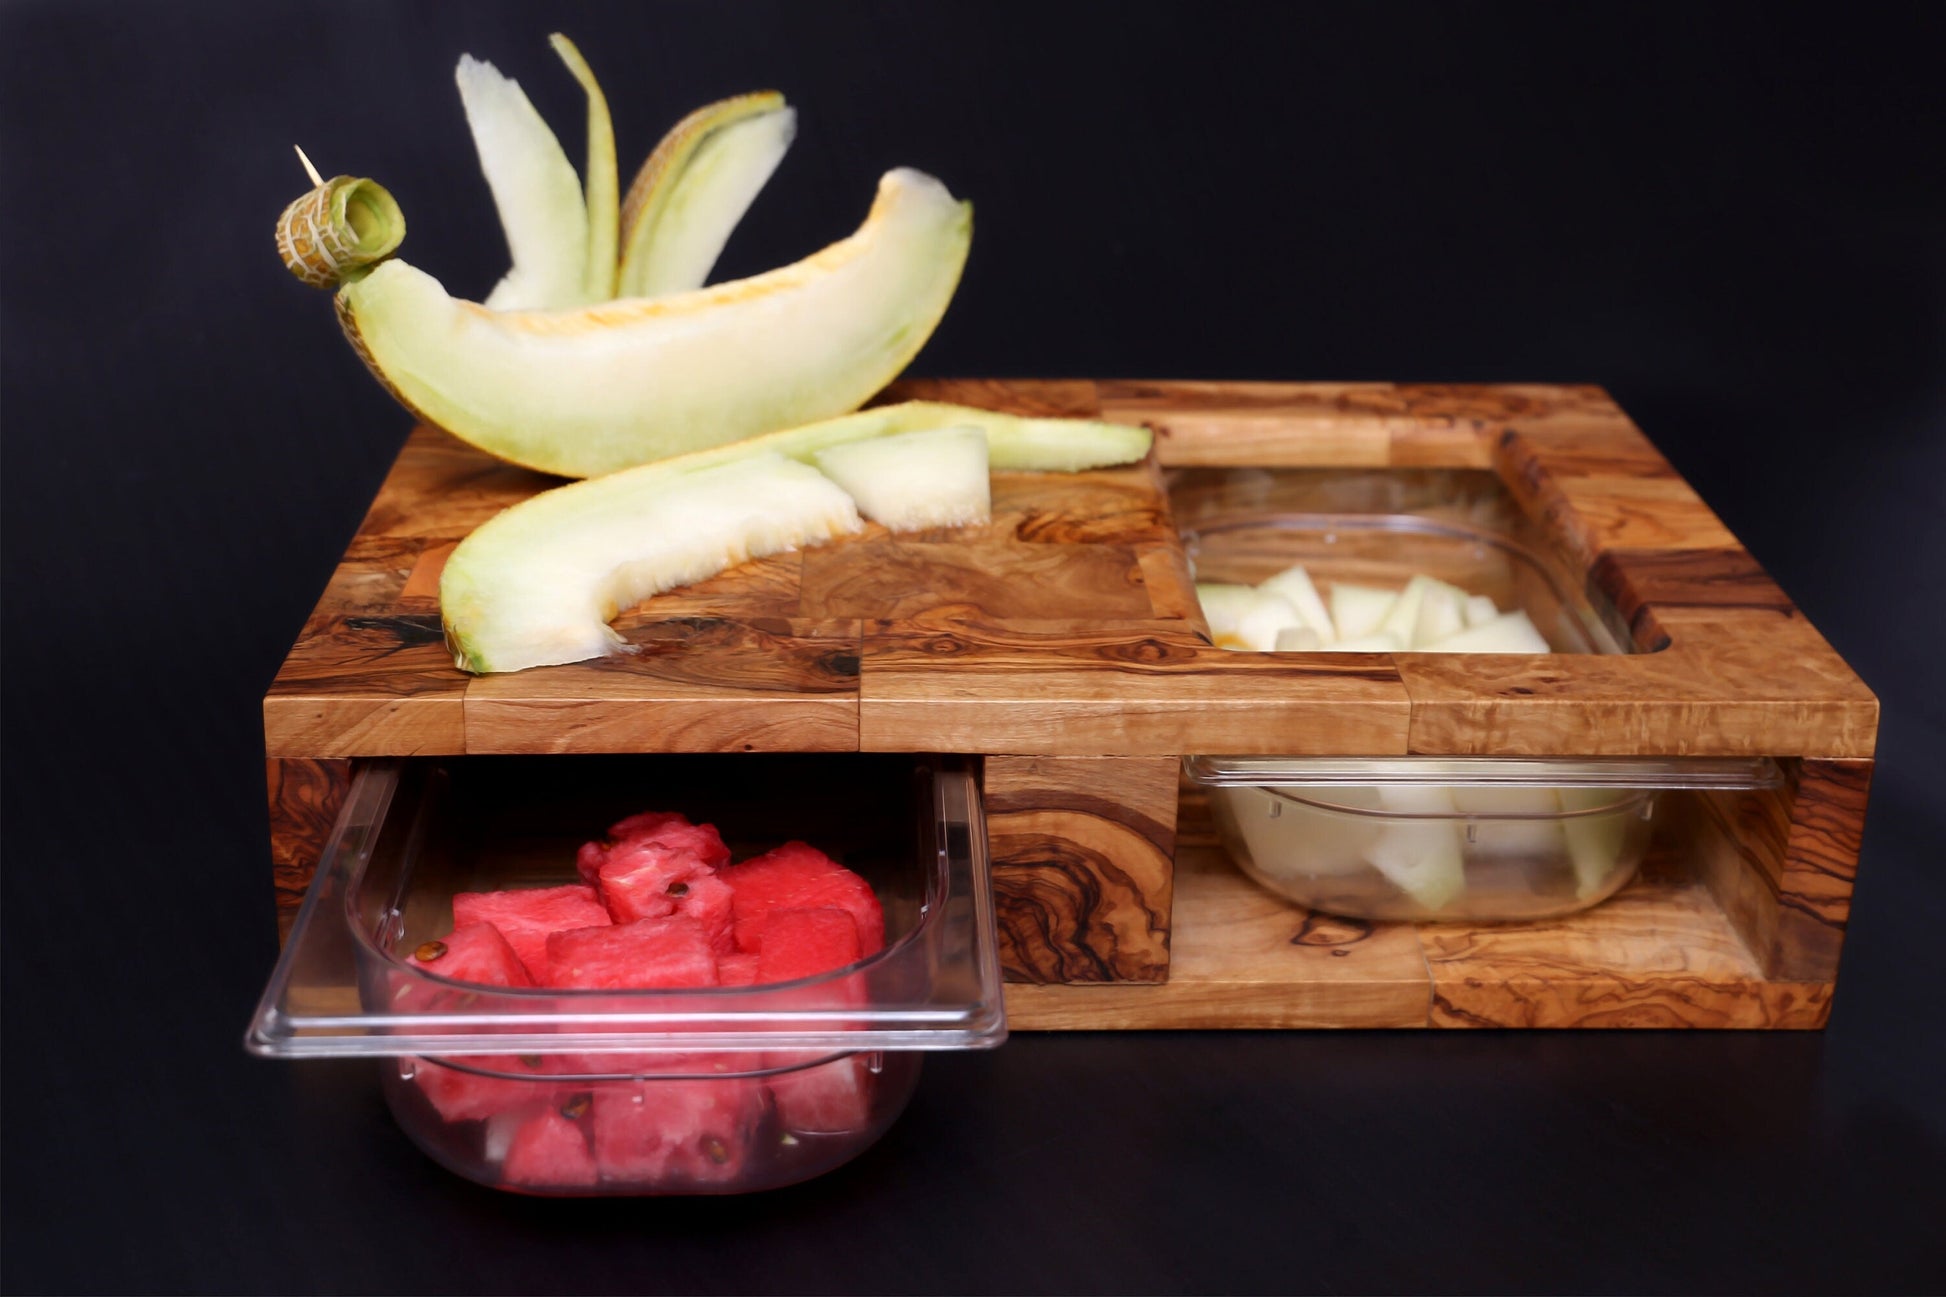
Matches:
[248,754,1006,1196]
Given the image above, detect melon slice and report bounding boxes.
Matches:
[1329,584,1397,641]
[1560,788,1634,899]
[547,34,620,302]
[1410,582,1467,649]
[1425,609,1550,654]
[334,167,972,478]
[1273,625,1323,651]
[1464,593,1500,628]
[619,92,797,298]
[1259,564,1336,644]
[441,452,862,673]
[455,54,590,310]
[811,425,990,530]
[1234,590,1306,652]
[1194,583,1257,648]
[1363,786,1466,911]
[1320,630,1402,653]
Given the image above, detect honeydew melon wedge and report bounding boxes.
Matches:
[1364,786,1466,911]
[1410,581,1467,648]
[1425,609,1550,654]
[1451,786,1567,858]
[455,54,590,310]
[618,93,797,298]
[1258,564,1336,644]
[1234,590,1306,652]
[1559,788,1633,899]
[442,452,863,673]
[1195,583,1257,648]
[440,403,1151,673]
[1380,574,1464,647]
[1464,593,1500,628]
[811,425,990,530]
[1329,584,1397,641]
[546,34,620,302]
[334,168,972,478]
[1320,630,1402,653]
[1273,625,1323,651]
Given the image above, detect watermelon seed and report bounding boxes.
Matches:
[667,882,689,896]
[414,940,448,962]
[780,1133,800,1147]
[561,1094,592,1120]
[703,1137,730,1165]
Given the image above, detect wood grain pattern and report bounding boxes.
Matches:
[1774,759,1873,981]
[985,756,1179,983]
[879,377,1103,418]
[263,616,467,757]
[266,757,352,942]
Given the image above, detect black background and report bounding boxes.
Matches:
[5,2,1946,1292]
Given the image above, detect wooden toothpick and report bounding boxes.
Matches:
[294,145,326,187]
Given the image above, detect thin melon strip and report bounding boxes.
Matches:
[547,34,619,301]
[455,54,590,310]
[337,169,973,478]
[619,93,797,298]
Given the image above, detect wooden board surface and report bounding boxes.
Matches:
[264,380,1877,762]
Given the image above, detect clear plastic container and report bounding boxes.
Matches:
[1186,756,1782,922]
[248,754,1006,1196]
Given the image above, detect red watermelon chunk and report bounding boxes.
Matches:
[723,842,885,956]
[754,907,865,982]
[767,1052,875,1135]
[407,922,533,987]
[413,1054,555,1123]
[452,884,611,981]
[578,812,730,884]
[591,1080,762,1187]
[543,916,718,991]
[597,842,737,952]
[500,1104,599,1190]
[717,953,760,987]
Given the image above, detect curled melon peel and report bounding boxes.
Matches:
[546,34,620,302]
[439,403,1152,674]
[619,92,797,298]
[333,168,972,478]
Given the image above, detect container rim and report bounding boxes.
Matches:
[1184,754,1785,791]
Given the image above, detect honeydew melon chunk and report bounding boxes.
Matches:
[547,34,620,302]
[618,93,797,298]
[1330,583,1398,640]
[1259,564,1337,644]
[1273,625,1323,651]
[440,451,862,674]
[1195,583,1257,648]
[1320,631,1402,653]
[455,54,591,310]
[1559,788,1634,899]
[1380,574,1462,647]
[1425,609,1551,654]
[1410,582,1468,649]
[1236,590,1307,652]
[1450,786,1568,858]
[334,168,973,478]
[1464,594,1500,628]
[1364,786,1467,910]
[811,425,990,530]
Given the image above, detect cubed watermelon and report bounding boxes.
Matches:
[754,907,865,982]
[767,1052,875,1135]
[543,916,719,990]
[407,922,533,987]
[591,1080,763,1187]
[452,884,611,981]
[717,953,760,987]
[722,842,886,956]
[413,1054,555,1123]
[500,1104,599,1190]
[577,812,730,884]
[597,839,736,952]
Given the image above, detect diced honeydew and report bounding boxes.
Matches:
[1363,786,1467,910]
[1195,583,1258,648]
[1259,564,1337,644]
[1273,625,1323,651]
[1464,594,1500,627]
[1425,609,1551,654]
[1236,590,1308,652]
[1559,788,1635,899]
[1330,584,1398,640]
[1409,582,1468,649]
[1320,631,1402,653]
[1450,785,1569,857]
[1228,785,1383,881]
[811,425,990,530]
[1380,574,1459,647]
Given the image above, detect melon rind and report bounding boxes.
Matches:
[338,169,973,479]
[812,425,991,531]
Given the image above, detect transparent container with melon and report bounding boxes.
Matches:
[1178,480,1780,922]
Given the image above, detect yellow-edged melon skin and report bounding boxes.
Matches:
[337,168,972,479]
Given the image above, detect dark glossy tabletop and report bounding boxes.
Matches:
[4,3,1943,1292]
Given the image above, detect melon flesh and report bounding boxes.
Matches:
[1425,610,1550,654]
[1363,786,1467,911]
[1259,564,1336,644]
[812,425,990,530]
[1194,583,1257,648]
[1234,590,1306,652]
[336,168,972,478]
[441,452,862,673]
[455,54,591,311]
[1330,584,1397,641]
